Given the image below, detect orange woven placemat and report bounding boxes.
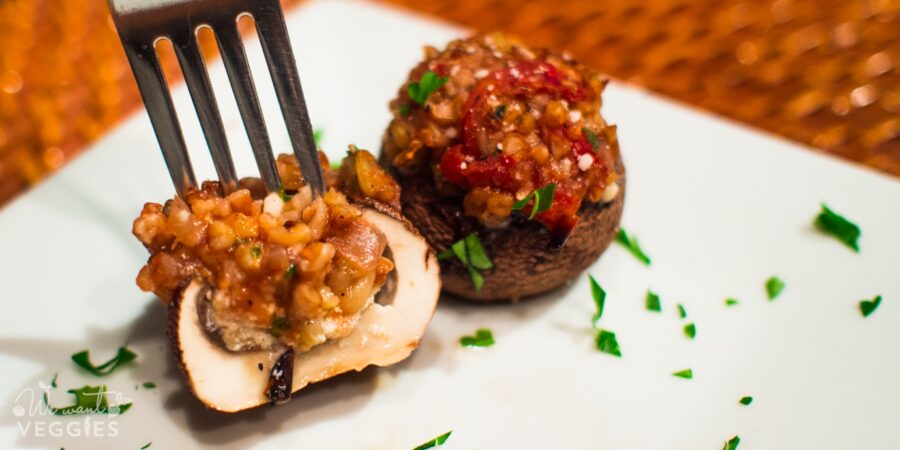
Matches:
[1,0,898,206]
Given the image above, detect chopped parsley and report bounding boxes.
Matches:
[683,323,696,339]
[142,382,156,389]
[672,368,693,379]
[616,228,651,266]
[459,329,495,348]
[279,187,294,203]
[739,396,753,405]
[43,385,132,416]
[270,316,291,337]
[583,127,601,150]
[814,203,860,252]
[313,128,324,147]
[645,290,661,312]
[859,295,882,317]
[399,104,410,117]
[766,276,785,300]
[725,298,739,306]
[71,346,136,377]
[723,435,741,450]
[408,71,448,105]
[413,430,452,450]
[595,329,622,357]
[250,245,262,259]
[677,304,687,319]
[511,183,557,219]
[589,275,606,327]
[50,373,58,388]
[438,233,493,291]
[493,104,507,120]
[284,263,297,280]
[141,443,152,449]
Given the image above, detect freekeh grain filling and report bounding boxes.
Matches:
[133,149,400,353]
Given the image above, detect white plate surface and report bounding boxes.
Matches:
[0,1,899,449]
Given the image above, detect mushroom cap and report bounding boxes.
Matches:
[168,208,441,412]
[389,156,625,302]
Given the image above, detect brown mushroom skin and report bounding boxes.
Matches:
[385,155,625,302]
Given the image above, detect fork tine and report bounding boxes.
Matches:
[120,40,197,197]
[171,27,239,194]
[214,20,281,194]
[253,2,326,196]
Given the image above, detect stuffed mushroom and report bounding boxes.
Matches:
[381,33,624,301]
[133,148,440,412]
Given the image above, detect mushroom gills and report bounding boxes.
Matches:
[168,209,441,413]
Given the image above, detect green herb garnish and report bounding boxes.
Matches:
[766,276,785,300]
[270,316,291,337]
[413,430,452,450]
[142,382,156,389]
[284,263,297,280]
[511,183,557,219]
[438,233,493,291]
[683,323,696,339]
[677,304,687,319]
[583,127,601,150]
[141,443,152,449]
[459,329,495,348]
[739,396,753,405]
[595,329,622,357]
[399,104,410,117]
[493,104,507,120]
[43,385,132,416]
[645,290,661,312]
[589,275,605,328]
[616,229,651,266]
[859,295,882,317]
[71,346,136,377]
[50,373,58,388]
[250,246,262,259]
[279,188,294,203]
[313,128,324,147]
[408,71,448,105]
[672,368,693,379]
[814,204,860,252]
[723,435,741,450]
[725,298,739,306]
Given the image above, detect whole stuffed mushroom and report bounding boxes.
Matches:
[381,33,625,301]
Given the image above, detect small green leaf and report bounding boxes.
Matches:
[859,295,882,317]
[44,385,132,416]
[284,263,297,280]
[739,396,753,405]
[683,323,696,339]
[589,275,606,327]
[464,233,493,270]
[270,316,291,337]
[645,290,661,312]
[50,373,58,388]
[672,368,693,379]
[723,435,741,450]
[725,298,739,306]
[459,329,495,348]
[408,71,449,105]
[814,203,861,252]
[583,127,601,150]
[766,276,785,300]
[141,443,152,450]
[616,229,651,266]
[595,329,622,357]
[399,104,410,117]
[141,382,156,389]
[511,183,557,219]
[313,128,324,147]
[677,304,687,319]
[279,188,294,203]
[439,233,492,291]
[250,246,262,259]
[71,346,137,377]
[413,430,452,450]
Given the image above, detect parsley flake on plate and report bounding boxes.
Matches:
[71,346,136,377]
[438,233,493,291]
[589,275,606,327]
[512,183,557,219]
[141,443,152,449]
[142,382,156,389]
[739,396,753,405]
[814,203,861,252]
[50,373,58,388]
[725,298,739,307]
[677,304,687,319]
[583,127,602,150]
[723,435,741,450]
[459,329,495,348]
[313,128,324,147]
[595,329,622,357]
[44,385,132,416]
[672,368,693,379]
[859,295,882,317]
[766,276,785,300]
[615,228,651,266]
[413,430,452,450]
[645,290,662,312]
[408,71,448,106]
[683,323,696,339]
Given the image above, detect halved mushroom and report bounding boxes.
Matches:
[168,209,440,413]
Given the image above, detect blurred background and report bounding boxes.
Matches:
[0,0,898,206]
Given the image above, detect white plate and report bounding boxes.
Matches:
[1,1,899,449]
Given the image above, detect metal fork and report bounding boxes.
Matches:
[108,0,325,197]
